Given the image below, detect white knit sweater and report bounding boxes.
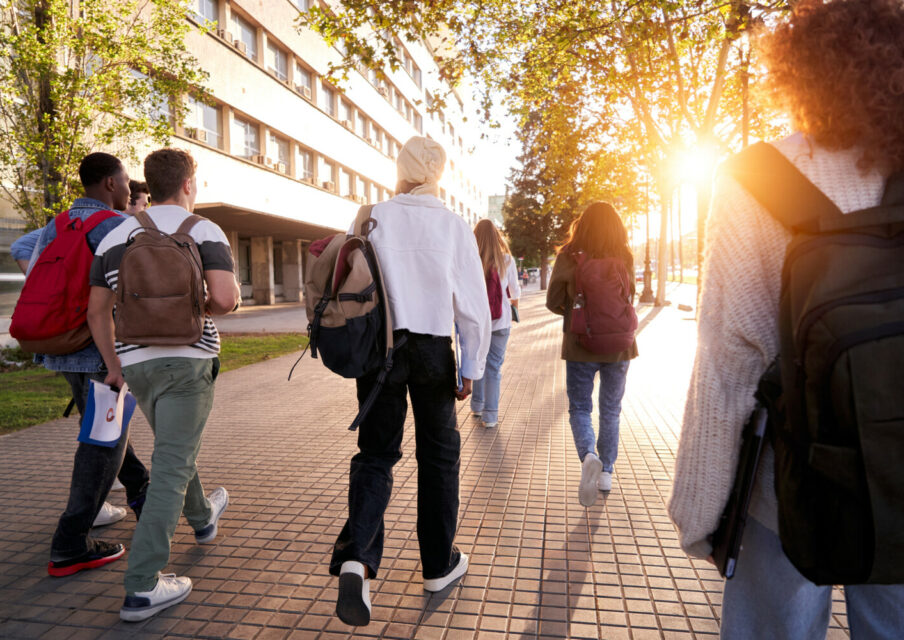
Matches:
[667,133,885,559]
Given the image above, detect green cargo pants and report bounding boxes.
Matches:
[122,357,218,594]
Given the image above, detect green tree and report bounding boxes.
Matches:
[0,0,209,228]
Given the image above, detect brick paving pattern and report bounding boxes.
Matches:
[0,285,851,639]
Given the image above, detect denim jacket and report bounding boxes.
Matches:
[26,198,125,373]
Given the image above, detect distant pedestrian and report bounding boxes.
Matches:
[330,136,490,627]
[124,180,150,215]
[669,1,904,637]
[88,148,241,621]
[13,152,151,577]
[546,202,637,506]
[470,219,520,429]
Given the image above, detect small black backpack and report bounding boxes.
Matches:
[728,142,904,585]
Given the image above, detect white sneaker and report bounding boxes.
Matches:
[194,487,229,544]
[336,561,371,626]
[424,548,468,592]
[482,421,497,429]
[598,471,613,492]
[92,502,127,527]
[579,453,602,507]
[120,574,192,622]
[111,479,126,491]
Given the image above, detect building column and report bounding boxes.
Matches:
[281,240,304,302]
[250,236,275,305]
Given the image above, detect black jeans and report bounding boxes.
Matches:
[330,332,461,580]
[50,371,150,560]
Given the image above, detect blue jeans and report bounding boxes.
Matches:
[565,360,629,472]
[470,328,510,423]
[722,517,904,639]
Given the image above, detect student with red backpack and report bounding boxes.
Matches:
[470,219,521,429]
[546,202,638,507]
[10,152,150,576]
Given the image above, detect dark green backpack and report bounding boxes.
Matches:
[728,143,904,585]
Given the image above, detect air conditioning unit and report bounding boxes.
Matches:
[217,29,232,42]
[297,85,312,100]
[254,154,266,164]
[276,161,287,174]
[322,180,335,191]
[353,195,366,204]
[193,128,208,143]
[301,176,315,185]
[342,120,353,129]
[377,86,388,97]
[234,39,247,54]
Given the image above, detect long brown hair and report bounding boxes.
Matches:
[759,0,904,173]
[473,219,511,278]
[558,202,633,271]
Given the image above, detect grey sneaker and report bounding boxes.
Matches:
[579,454,602,507]
[120,573,192,622]
[194,487,229,544]
[482,421,497,429]
[92,501,127,527]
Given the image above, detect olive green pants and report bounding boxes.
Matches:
[122,357,218,594]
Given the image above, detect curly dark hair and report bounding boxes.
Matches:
[759,0,904,173]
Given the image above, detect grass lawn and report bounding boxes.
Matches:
[0,333,308,436]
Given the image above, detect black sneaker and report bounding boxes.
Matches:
[336,561,371,626]
[48,540,125,577]
[423,547,469,592]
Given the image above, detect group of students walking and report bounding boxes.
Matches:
[9,1,904,637]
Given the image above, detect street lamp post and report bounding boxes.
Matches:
[640,180,654,303]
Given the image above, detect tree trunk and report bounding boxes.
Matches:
[539,249,549,290]
[655,193,669,306]
[35,0,61,216]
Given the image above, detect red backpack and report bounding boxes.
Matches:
[569,252,637,354]
[485,267,503,320]
[10,209,118,354]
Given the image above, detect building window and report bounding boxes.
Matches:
[320,83,336,116]
[296,147,313,181]
[370,182,379,204]
[339,100,352,125]
[273,242,283,285]
[383,135,392,156]
[187,98,222,148]
[415,113,423,134]
[295,63,313,98]
[339,168,353,197]
[450,195,456,210]
[413,67,422,87]
[448,123,455,139]
[267,133,289,171]
[265,41,288,82]
[356,176,366,201]
[238,239,251,284]
[319,158,335,190]
[373,126,383,149]
[194,0,217,23]
[231,116,259,159]
[296,0,310,10]
[356,112,368,138]
[232,13,257,60]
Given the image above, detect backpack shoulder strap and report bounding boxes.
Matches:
[724,142,843,231]
[80,209,119,233]
[134,209,158,231]
[175,214,203,236]
[53,210,72,235]
[353,205,376,237]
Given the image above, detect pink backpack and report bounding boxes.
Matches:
[569,253,637,354]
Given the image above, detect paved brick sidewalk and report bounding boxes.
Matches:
[0,286,850,639]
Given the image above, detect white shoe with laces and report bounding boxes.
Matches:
[120,573,192,621]
[92,501,127,527]
[194,487,229,544]
[579,453,602,507]
[336,561,371,626]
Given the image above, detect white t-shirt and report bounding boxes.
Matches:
[492,254,521,332]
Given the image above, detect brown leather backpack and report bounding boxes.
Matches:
[114,211,205,346]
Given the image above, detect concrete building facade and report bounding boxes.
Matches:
[0,0,494,315]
